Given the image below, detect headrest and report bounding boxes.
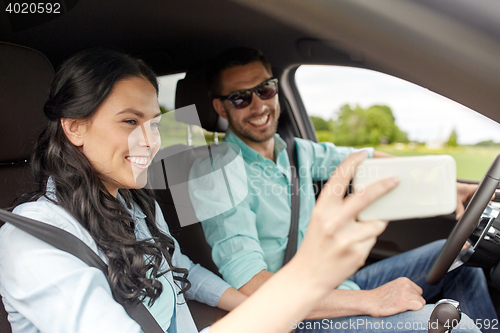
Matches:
[0,42,54,163]
[175,65,228,132]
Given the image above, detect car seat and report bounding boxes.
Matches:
[0,42,54,333]
[150,62,301,330]
[149,65,231,330]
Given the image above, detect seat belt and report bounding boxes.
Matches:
[0,208,164,333]
[283,140,300,266]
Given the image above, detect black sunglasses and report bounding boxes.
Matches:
[219,78,279,109]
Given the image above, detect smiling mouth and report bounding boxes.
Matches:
[248,114,269,126]
[126,156,151,169]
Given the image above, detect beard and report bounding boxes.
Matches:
[224,104,280,143]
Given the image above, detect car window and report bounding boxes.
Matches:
[157,73,212,147]
[295,65,500,181]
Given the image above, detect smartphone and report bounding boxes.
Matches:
[352,155,457,221]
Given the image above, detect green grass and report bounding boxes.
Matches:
[372,144,500,181]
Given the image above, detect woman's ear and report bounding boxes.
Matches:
[60,118,85,146]
[213,98,228,120]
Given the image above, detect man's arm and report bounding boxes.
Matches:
[211,152,396,333]
[238,269,273,296]
[238,271,425,319]
[217,287,248,311]
[373,150,393,158]
[189,154,268,289]
[306,278,425,319]
[455,182,488,220]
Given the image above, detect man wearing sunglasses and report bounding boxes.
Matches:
[189,47,495,332]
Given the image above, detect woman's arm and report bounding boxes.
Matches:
[0,204,141,333]
[210,151,397,333]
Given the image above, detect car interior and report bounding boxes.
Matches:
[1,0,500,332]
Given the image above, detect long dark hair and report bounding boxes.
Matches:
[20,48,190,305]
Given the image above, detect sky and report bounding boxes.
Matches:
[295,65,500,145]
[158,67,500,145]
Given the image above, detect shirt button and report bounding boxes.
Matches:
[258,155,262,158]
[269,165,274,169]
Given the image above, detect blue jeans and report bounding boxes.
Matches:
[296,240,498,333]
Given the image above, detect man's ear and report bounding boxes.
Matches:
[212,98,228,120]
[60,118,85,146]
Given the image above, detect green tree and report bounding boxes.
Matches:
[365,106,396,145]
[309,104,408,146]
[475,140,500,147]
[315,130,335,143]
[447,129,458,147]
[393,127,410,144]
[310,116,331,131]
[333,104,367,146]
[330,104,408,146]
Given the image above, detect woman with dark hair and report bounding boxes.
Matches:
[0,48,395,333]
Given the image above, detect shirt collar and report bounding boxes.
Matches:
[223,128,287,162]
[117,192,147,219]
[45,177,57,201]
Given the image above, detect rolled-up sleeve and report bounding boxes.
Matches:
[200,207,268,289]
[189,159,267,290]
[296,139,373,181]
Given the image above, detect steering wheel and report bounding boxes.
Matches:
[426,155,500,285]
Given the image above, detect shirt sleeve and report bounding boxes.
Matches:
[296,138,374,181]
[0,205,141,333]
[154,203,231,307]
[188,158,268,290]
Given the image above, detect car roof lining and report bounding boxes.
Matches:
[234,0,500,123]
[1,0,499,124]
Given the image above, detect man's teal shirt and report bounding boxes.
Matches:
[189,129,373,290]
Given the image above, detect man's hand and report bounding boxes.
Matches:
[455,182,487,220]
[364,277,426,317]
[456,182,477,220]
